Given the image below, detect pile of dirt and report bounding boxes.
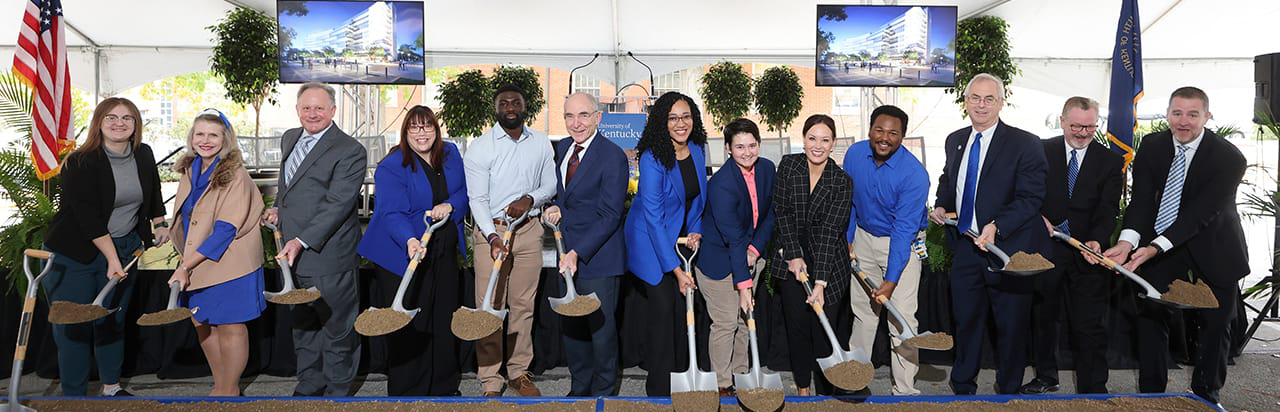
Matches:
[1004,252,1054,272]
[26,399,595,412]
[136,308,194,326]
[553,296,601,317]
[671,390,720,412]
[48,301,109,324]
[1164,278,1219,309]
[736,387,784,412]
[354,308,414,336]
[266,289,322,305]
[821,360,873,391]
[905,332,954,350]
[451,308,503,341]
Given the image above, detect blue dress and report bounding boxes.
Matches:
[177,156,267,325]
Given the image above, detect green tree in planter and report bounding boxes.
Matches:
[208,7,279,137]
[948,16,1020,108]
[0,72,66,292]
[438,69,493,139]
[754,66,804,137]
[699,61,753,129]
[489,65,545,126]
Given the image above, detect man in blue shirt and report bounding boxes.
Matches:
[843,104,930,395]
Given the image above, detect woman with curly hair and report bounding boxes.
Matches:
[624,91,709,396]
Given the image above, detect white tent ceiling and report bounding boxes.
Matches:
[0,0,1276,105]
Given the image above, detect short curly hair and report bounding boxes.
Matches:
[635,92,708,170]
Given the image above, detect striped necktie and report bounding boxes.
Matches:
[1058,149,1079,235]
[285,134,318,186]
[1153,145,1189,234]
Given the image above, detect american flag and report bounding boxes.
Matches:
[13,0,73,181]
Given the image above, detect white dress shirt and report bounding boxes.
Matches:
[1118,128,1205,251]
[558,133,597,181]
[464,123,558,238]
[954,123,998,231]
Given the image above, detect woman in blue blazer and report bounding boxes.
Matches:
[357,106,468,396]
[624,92,708,396]
[694,118,776,394]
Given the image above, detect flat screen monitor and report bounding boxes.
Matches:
[277,0,425,85]
[816,4,957,87]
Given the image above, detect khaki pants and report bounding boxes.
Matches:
[695,267,751,387]
[473,218,544,392]
[850,226,922,395]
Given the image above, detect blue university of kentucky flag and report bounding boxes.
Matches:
[1106,0,1142,168]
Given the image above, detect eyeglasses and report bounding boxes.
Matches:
[1067,124,1099,133]
[406,124,435,133]
[103,114,135,123]
[667,114,692,124]
[965,94,999,106]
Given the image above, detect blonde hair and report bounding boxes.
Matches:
[175,113,240,170]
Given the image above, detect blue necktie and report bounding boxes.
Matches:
[958,133,982,234]
[1154,145,1189,234]
[1059,149,1079,235]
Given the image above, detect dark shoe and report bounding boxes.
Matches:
[110,389,133,397]
[1018,378,1060,395]
[1191,388,1220,406]
[851,387,872,397]
[718,386,736,397]
[509,372,541,397]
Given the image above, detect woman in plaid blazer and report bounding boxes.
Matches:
[768,114,854,395]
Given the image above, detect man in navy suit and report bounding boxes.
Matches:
[544,92,628,396]
[1021,97,1123,395]
[1102,87,1248,406]
[928,73,1050,395]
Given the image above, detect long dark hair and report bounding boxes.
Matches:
[386,105,444,172]
[635,92,708,169]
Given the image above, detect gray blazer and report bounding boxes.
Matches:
[274,124,368,276]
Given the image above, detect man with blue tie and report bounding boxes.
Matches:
[1102,87,1247,406]
[928,73,1050,395]
[543,93,629,396]
[844,105,929,396]
[1021,97,1123,395]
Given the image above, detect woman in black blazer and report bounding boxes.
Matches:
[768,114,853,395]
[42,97,167,396]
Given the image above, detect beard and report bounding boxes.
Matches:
[496,111,527,130]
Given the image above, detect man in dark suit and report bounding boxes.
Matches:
[543,92,628,396]
[1021,97,1123,395]
[266,82,369,397]
[1102,87,1248,406]
[928,73,1050,395]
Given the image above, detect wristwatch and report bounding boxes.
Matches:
[154,221,169,228]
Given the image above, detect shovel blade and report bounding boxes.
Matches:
[671,369,718,394]
[733,370,783,391]
[1,402,39,412]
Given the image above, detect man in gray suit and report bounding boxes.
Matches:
[264,82,368,397]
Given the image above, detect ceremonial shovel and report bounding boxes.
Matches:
[733,264,784,412]
[940,214,1052,276]
[262,222,320,304]
[670,237,717,412]
[850,259,953,350]
[3,250,55,412]
[355,211,451,336]
[1051,230,1216,309]
[451,213,527,341]
[48,249,143,324]
[544,220,600,316]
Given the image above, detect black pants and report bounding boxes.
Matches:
[1029,243,1111,393]
[561,275,621,396]
[1136,247,1238,404]
[640,272,688,396]
[370,236,460,396]
[777,275,850,393]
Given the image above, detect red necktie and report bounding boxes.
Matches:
[566,144,583,184]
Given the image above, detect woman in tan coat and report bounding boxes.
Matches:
[167,109,266,396]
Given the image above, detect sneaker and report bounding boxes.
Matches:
[1018,378,1060,395]
[110,389,133,397]
[509,372,542,397]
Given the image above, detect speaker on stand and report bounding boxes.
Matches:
[1240,52,1280,353]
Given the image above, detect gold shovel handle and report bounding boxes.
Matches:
[24,249,52,259]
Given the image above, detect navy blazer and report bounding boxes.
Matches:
[934,121,1050,261]
[624,143,708,285]
[358,142,469,275]
[696,158,776,284]
[552,133,629,278]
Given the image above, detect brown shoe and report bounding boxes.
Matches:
[482,390,503,397]
[509,372,541,397]
[718,386,736,397]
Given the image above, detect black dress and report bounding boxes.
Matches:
[372,157,461,396]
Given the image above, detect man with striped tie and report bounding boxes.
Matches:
[1021,97,1123,395]
[264,82,369,397]
[1103,87,1248,406]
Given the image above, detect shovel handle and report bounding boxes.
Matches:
[1056,232,1120,267]
[24,249,51,259]
[852,268,889,304]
